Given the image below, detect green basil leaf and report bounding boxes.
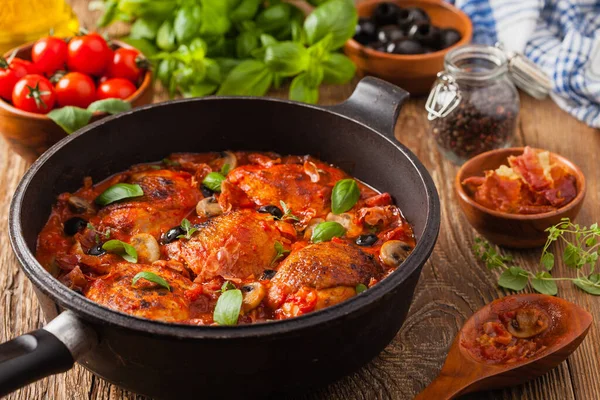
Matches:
[573,274,600,295]
[308,34,334,61]
[289,73,319,104]
[157,58,177,85]
[311,221,346,243]
[305,63,324,88]
[304,0,357,50]
[220,163,231,175]
[132,271,170,290]
[47,106,93,134]
[201,0,231,36]
[260,34,278,47]
[217,60,273,96]
[540,252,555,271]
[214,289,243,325]
[356,283,367,294]
[183,82,219,98]
[174,5,202,44]
[331,179,360,214]
[291,19,305,43]
[95,183,144,206]
[119,36,158,57]
[157,20,177,51]
[103,239,138,263]
[203,172,226,192]
[230,0,262,22]
[264,42,309,76]
[256,3,292,33]
[118,0,178,19]
[97,0,119,27]
[531,272,557,295]
[497,267,529,291]
[236,30,260,59]
[322,53,356,84]
[129,18,161,40]
[215,57,243,76]
[87,99,131,114]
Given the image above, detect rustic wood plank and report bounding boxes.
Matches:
[0,1,598,399]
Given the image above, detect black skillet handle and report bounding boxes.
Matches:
[0,311,97,397]
[325,77,410,141]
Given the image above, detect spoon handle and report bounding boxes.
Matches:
[414,373,472,400]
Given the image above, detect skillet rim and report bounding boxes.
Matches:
[9,95,440,339]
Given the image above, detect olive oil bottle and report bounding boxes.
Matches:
[0,0,79,53]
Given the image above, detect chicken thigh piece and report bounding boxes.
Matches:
[268,241,383,311]
[85,262,194,322]
[165,209,284,281]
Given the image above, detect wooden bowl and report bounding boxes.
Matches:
[455,148,586,248]
[344,0,472,95]
[0,40,154,162]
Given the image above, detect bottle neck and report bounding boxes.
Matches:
[444,44,509,86]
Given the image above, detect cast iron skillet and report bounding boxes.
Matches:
[2,77,440,399]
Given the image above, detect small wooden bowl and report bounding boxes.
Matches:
[344,0,472,95]
[0,40,154,162]
[455,148,586,248]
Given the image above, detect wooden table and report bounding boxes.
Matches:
[1,1,599,399]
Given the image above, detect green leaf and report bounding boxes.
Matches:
[279,200,300,221]
[497,267,529,291]
[95,183,144,206]
[132,271,170,290]
[272,240,290,264]
[564,243,583,268]
[103,239,138,263]
[331,179,360,214]
[203,172,226,192]
[255,3,292,33]
[221,281,236,292]
[289,73,319,104]
[260,34,278,47]
[311,221,346,243]
[220,163,232,175]
[573,274,600,295]
[304,0,358,50]
[120,37,158,57]
[117,0,178,19]
[87,99,131,114]
[356,283,367,294]
[236,30,260,59]
[541,252,555,271]
[214,289,243,325]
[230,0,262,22]
[200,0,231,36]
[215,57,243,76]
[47,107,93,134]
[586,236,598,247]
[129,18,161,40]
[183,82,219,98]
[157,20,177,51]
[174,5,202,44]
[97,0,119,27]
[217,60,273,96]
[531,272,558,295]
[322,53,356,84]
[264,42,309,76]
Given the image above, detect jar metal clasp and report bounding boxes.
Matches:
[425,72,461,121]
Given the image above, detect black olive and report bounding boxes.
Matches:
[87,244,106,256]
[408,22,441,48]
[261,269,277,280]
[241,285,254,293]
[440,28,461,49]
[163,226,185,244]
[373,2,403,26]
[386,38,425,55]
[354,17,377,45]
[257,205,283,219]
[377,25,406,43]
[368,41,388,52]
[407,7,430,23]
[63,217,88,236]
[396,8,414,30]
[201,185,214,198]
[356,234,378,246]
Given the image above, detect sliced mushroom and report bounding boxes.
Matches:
[506,308,550,338]
[241,282,266,312]
[303,161,320,183]
[67,196,95,214]
[220,151,238,171]
[303,218,325,240]
[326,212,362,237]
[196,196,223,218]
[380,240,413,267]
[130,233,160,263]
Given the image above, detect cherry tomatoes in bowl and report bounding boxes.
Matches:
[55,72,96,108]
[0,57,29,100]
[67,33,112,76]
[32,37,68,75]
[12,74,56,114]
[97,78,136,100]
[107,48,147,83]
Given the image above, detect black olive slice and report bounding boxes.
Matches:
[257,205,283,219]
[356,234,378,246]
[64,217,88,236]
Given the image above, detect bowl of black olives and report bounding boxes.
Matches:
[344,0,472,94]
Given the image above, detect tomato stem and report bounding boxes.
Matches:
[25,83,50,110]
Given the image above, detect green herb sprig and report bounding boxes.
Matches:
[132,271,171,291]
[279,200,300,221]
[473,218,600,295]
[272,241,290,264]
[177,218,198,240]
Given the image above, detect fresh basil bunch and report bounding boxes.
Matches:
[96,0,357,104]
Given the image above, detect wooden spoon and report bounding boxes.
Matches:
[415,294,593,399]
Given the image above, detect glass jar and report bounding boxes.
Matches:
[426,44,521,165]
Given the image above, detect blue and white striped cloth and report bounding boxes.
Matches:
[446,0,600,128]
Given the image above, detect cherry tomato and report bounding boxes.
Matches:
[0,57,28,100]
[107,48,147,83]
[31,37,68,75]
[12,74,56,114]
[96,78,136,100]
[67,33,112,76]
[55,72,96,108]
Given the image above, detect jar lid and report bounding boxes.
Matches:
[497,43,552,100]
